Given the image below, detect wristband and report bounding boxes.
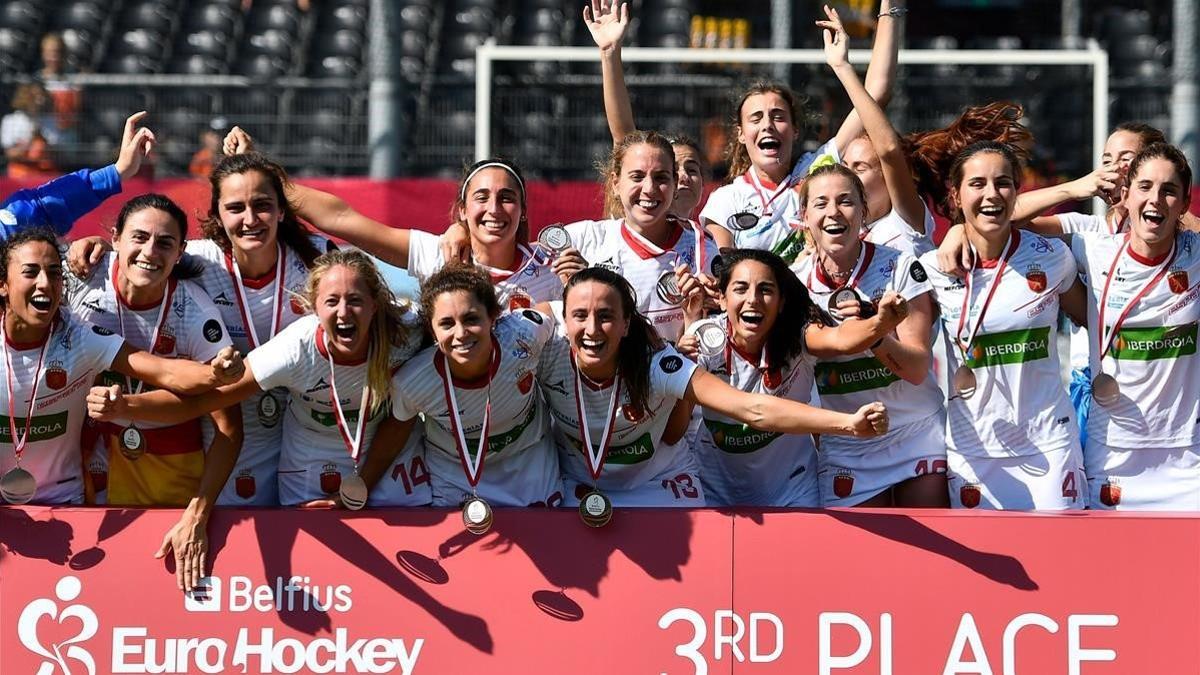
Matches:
[878,6,908,18]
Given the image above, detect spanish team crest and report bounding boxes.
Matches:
[45,362,67,390]
[960,483,982,508]
[153,327,177,355]
[762,366,782,390]
[290,296,306,315]
[1169,269,1189,294]
[1025,264,1047,292]
[235,469,257,499]
[1100,479,1121,507]
[518,370,533,395]
[319,462,342,495]
[507,289,532,310]
[833,469,854,498]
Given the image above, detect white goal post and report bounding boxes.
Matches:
[475,41,1109,208]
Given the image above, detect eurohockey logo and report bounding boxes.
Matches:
[17,576,99,675]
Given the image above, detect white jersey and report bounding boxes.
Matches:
[538,321,699,501]
[863,203,935,257]
[793,242,944,457]
[0,314,124,504]
[407,230,563,312]
[66,252,231,427]
[188,239,323,505]
[688,314,819,507]
[247,312,429,506]
[391,309,562,507]
[699,139,839,262]
[1072,230,1200,450]
[1056,212,1125,369]
[563,218,718,341]
[920,231,1080,457]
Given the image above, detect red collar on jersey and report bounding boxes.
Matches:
[620,219,685,260]
[975,230,1021,269]
[1126,238,1174,266]
[224,250,280,289]
[315,324,369,366]
[433,336,502,389]
[111,259,175,311]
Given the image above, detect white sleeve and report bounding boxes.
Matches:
[1057,212,1105,235]
[564,220,604,263]
[649,346,699,400]
[516,308,555,347]
[84,321,127,371]
[185,285,234,363]
[405,230,444,284]
[699,184,736,230]
[1069,231,1092,273]
[891,252,933,301]
[793,138,841,177]
[246,319,309,390]
[1048,238,1077,294]
[389,362,425,422]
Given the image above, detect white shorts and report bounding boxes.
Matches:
[947,443,1086,511]
[564,467,706,507]
[818,411,947,507]
[1085,441,1200,510]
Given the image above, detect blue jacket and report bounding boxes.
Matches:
[0,164,122,238]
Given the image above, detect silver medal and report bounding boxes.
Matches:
[0,466,37,504]
[339,473,369,510]
[726,212,760,231]
[953,365,977,400]
[578,490,613,528]
[1092,373,1120,407]
[537,224,571,253]
[696,323,727,357]
[462,495,493,535]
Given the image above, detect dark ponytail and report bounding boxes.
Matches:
[563,266,663,414]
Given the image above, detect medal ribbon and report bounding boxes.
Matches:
[112,262,176,396]
[954,232,1021,359]
[439,346,496,488]
[324,336,371,467]
[622,218,708,276]
[225,243,286,350]
[809,242,875,302]
[1096,235,1178,360]
[745,167,796,219]
[1,316,51,463]
[570,352,621,483]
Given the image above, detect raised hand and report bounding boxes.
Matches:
[222,126,255,155]
[817,4,850,69]
[583,0,630,52]
[115,111,156,182]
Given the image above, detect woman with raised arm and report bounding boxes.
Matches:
[917,141,1088,510]
[0,227,243,591]
[698,1,900,260]
[681,248,909,506]
[1068,143,1200,510]
[68,151,340,507]
[535,266,889,508]
[584,0,707,221]
[87,249,432,510]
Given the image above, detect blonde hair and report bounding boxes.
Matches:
[301,249,413,415]
[597,130,677,219]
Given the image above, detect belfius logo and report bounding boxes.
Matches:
[16,575,425,674]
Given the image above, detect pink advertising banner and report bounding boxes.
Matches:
[1,506,1197,674]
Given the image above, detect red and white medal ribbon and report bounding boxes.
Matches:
[1096,235,1178,360]
[1,316,51,465]
[570,352,620,483]
[809,242,875,308]
[225,243,286,350]
[439,348,495,489]
[622,218,708,276]
[955,233,1020,360]
[112,263,176,396]
[745,167,796,221]
[324,336,371,467]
